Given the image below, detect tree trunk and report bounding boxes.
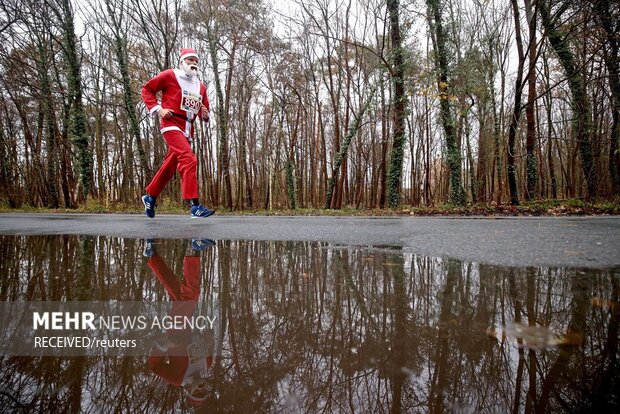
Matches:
[464,109,476,203]
[115,33,149,187]
[507,0,526,206]
[424,92,433,205]
[492,75,503,204]
[325,88,376,208]
[58,0,92,201]
[386,0,408,208]
[427,0,465,205]
[207,20,232,209]
[35,33,60,208]
[539,1,597,200]
[524,0,538,200]
[476,103,488,203]
[238,87,251,210]
[378,75,388,208]
[593,0,620,195]
[285,159,296,209]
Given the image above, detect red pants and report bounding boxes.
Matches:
[146,130,198,200]
[147,255,201,301]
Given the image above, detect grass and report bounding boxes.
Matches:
[0,197,618,216]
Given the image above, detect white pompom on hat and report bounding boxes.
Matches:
[179,48,199,63]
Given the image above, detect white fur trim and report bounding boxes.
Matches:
[150,104,162,117]
[161,126,183,134]
[179,52,198,62]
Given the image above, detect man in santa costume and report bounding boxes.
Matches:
[144,238,217,408]
[141,48,215,219]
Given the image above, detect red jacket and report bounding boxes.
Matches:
[142,69,210,138]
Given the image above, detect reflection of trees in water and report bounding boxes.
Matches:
[1,354,181,412]
[0,236,617,412]
[0,236,183,412]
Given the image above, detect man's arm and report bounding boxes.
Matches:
[200,84,210,121]
[142,70,170,117]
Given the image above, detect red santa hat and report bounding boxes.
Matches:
[179,48,199,63]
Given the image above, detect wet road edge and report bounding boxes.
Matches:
[0,213,619,268]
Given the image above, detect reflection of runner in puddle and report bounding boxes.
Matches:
[144,239,216,407]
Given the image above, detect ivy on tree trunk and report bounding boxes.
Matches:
[539,1,597,200]
[386,0,408,209]
[58,0,92,201]
[285,160,297,209]
[426,0,465,206]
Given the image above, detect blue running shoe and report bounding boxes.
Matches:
[191,239,216,251]
[143,239,156,258]
[142,195,156,218]
[190,205,215,219]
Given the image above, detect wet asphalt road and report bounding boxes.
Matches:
[0,213,618,268]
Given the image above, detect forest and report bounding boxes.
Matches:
[0,0,618,211]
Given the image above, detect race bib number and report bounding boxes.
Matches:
[181,90,202,114]
[187,340,207,364]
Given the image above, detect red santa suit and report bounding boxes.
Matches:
[142,50,210,200]
[148,254,213,387]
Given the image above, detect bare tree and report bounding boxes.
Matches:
[524,0,538,200]
[47,0,93,201]
[539,0,597,200]
[507,0,526,206]
[99,0,150,188]
[592,0,620,195]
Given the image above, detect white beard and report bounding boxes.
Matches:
[180,61,198,77]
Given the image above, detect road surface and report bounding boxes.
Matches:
[0,213,618,268]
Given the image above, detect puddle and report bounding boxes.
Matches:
[0,235,618,412]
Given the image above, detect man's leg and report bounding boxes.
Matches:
[142,146,178,217]
[160,130,199,200]
[148,130,214,218]
[180,256,201,301]
[147,255,183,301]
[146,150,178,197]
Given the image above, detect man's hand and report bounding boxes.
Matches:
[158,108,173,119]
[202,112,210,123]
